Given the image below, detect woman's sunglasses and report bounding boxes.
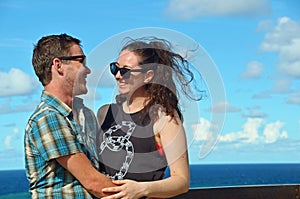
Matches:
[110,62,149,79]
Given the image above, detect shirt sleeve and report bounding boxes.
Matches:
[32,111,84,161]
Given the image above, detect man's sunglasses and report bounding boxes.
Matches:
[58,55,86,64]
[110,62,149,79]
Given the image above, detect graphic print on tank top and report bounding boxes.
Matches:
[98,104,168,181]
[98,120,136,180]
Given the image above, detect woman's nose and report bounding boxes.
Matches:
[115,70,122,80]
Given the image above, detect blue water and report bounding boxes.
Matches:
[0,170,29,195]
[188,164,300,188]
[1,164,300,198]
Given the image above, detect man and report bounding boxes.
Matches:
[73,96,99,168]
[24,33,114,198]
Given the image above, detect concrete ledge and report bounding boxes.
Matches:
[172,185,300,199]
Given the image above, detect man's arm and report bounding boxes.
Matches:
[57,152,115,197]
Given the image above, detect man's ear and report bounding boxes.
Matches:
[53,58,63,75]
[144,70,154,83]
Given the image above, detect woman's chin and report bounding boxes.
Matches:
[118,90,129,96]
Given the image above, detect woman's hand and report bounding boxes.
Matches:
[101,179,146,199]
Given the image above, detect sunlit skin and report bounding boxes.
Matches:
[114,49,150,113]
[45,44,91,107]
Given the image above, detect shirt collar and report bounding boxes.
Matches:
[41,91,72,117]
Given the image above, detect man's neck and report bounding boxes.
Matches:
[44,86,73,108]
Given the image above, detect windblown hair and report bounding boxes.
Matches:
[32,33,81,86]
[119,37,202,121]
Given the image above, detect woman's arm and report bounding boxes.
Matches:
[101,113,190,199]
[142,113,190,198]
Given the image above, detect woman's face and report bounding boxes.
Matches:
[115,50,147,97]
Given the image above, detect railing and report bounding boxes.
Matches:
[172,185,300,199]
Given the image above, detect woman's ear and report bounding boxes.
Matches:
[144,70,154,83]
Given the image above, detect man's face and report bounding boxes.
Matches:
[62,44,91,96]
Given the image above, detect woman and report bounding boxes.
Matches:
[97,37,199,199]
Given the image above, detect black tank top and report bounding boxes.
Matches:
[97,103,168,181]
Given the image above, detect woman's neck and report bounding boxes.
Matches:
[123,90,150,113]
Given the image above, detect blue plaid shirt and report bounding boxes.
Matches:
[24,91,94,199]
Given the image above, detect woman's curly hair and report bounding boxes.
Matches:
[117,37,203,122]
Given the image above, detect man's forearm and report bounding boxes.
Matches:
[56,152,116,197]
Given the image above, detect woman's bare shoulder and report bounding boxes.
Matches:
[97,104,111,126]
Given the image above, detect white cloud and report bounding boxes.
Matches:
[263,121,288,143]
[4,136,13,149]
[252,91,272,99]
[0,96,39,114]
[279,38,300,61]
[252,16,300,99]
[212,118,288,144]
[278,60,300,78]
[165,0,270,20]
[260,17,300,51]
[270,78,292,94]
[241,61,264,79]
[192,118,217,141]
[286,91,300,104]
[192,118,263,143]
[252,78,292,100]
[209,101,241,113]
[191,118,224,158]
[219,118,263,143]
[0,68,39,97]
[256,19,274,32]
[4,127,19,149]
[260,17,300,78]
[243,106,267,118]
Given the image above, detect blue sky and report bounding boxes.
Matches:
[0,0,299,170]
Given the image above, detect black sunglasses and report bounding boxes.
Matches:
[58,55,86,64]
[110,62,149,79]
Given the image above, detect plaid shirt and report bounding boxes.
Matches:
[73,97,99,169]
[24,91,94,199]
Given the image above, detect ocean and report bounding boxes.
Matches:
[1,164,300,198]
